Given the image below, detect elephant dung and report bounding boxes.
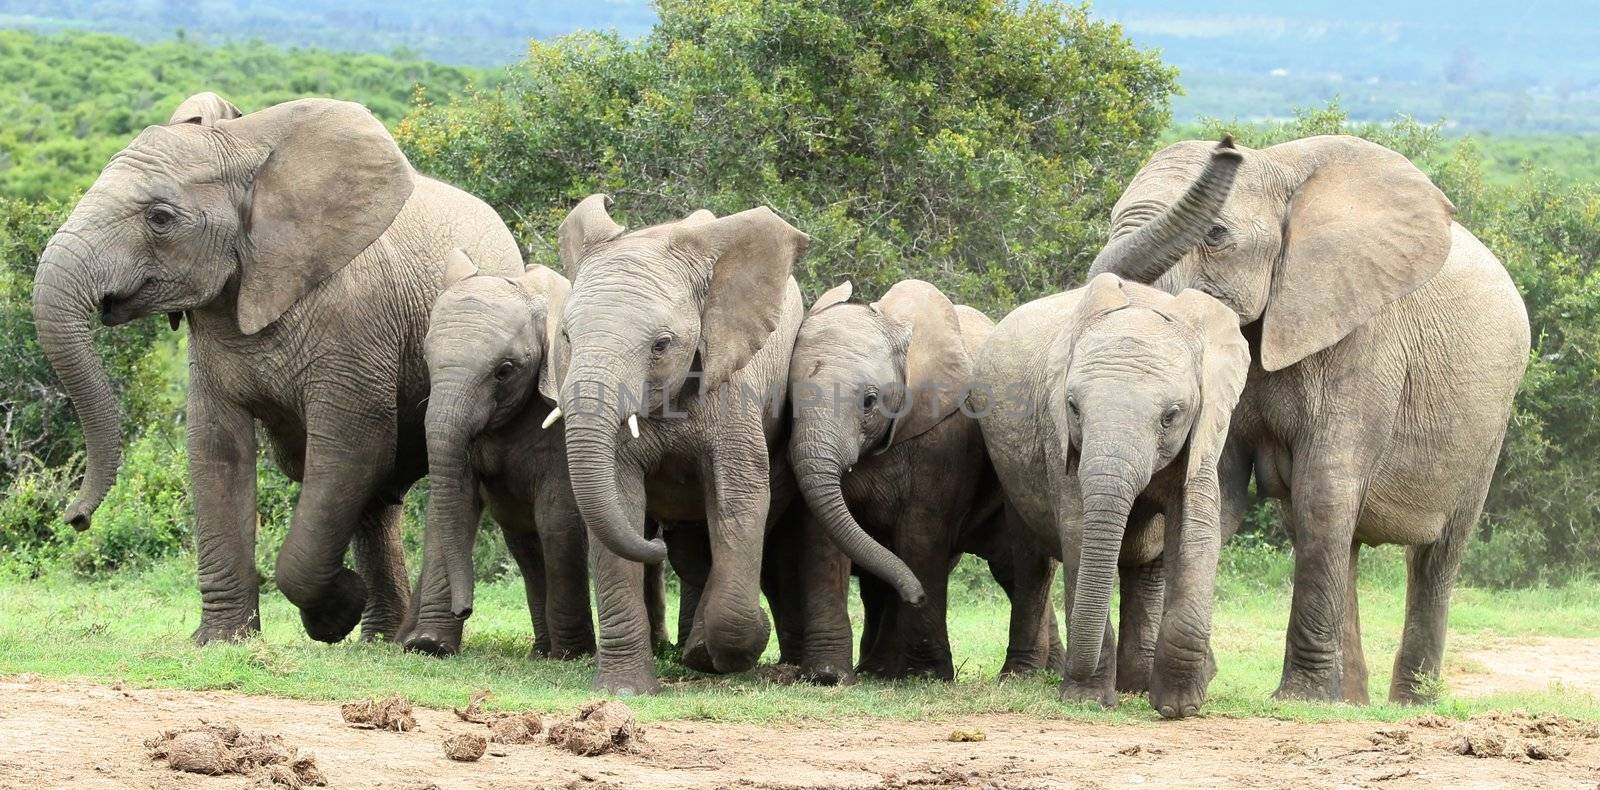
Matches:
[341,696,417,732]
[442,732,488,762]
[546,700,644,756]
[144,722,325,787]
[489,713,545,745]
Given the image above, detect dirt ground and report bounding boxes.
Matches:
[1454,636,1600,698]
[1,673,1597,790]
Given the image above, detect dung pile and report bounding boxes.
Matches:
[1410,711,1598,762]
[341,696,417,732]
[451,689,545,744]
[442,732,488,762]
[145,722,325,788]
[545,699,644,756]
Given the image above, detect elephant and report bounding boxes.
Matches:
[975,272,1249,717]
[1087,135,1530,705]
[549,195,809,694]
[30,92,523,645]
[785,278,1064,683]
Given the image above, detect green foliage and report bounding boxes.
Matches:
[397,0,1178,313]
[0,29,485,200]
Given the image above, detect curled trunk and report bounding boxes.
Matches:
[31,245,122,531]
[561,374,667,564]
[792,433,925,603]
[1088,137,1243,284]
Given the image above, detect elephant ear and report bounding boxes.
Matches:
[809,281,853,316]
[1166,288,1248,486]
[557,194,626,280]
[219,98,415,335]
[439,248,478,289]
[168,92,241,126]
[514,264,572,404]
[680,208,717,226]
[1045,273,1131,472]
[870,279,970,448]
[670,207,809,394]
[1261,135,1455,372]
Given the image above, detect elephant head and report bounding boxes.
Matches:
[422,255,569,619]
[1050,273,1247,687]
[787,279,975,604]
[552,195,808,564]
[1089,134,1455,372]
[30,93,415,529]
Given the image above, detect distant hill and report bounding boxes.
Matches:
[4,1,1597,132]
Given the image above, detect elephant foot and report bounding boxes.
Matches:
[543,641,597,661]
[1059,678,1118,708]
[999,652,1047,679]
[298,569,366,644]
[1115,667,1152,695]
[801,661,857,686]
[1046,641,1068,676]
[191,614,260,647]
[359,613,406,644]
[593,665,662,696]
[402,623,463,657]
[1150,673,1207,720]
[1273,667,1342,703]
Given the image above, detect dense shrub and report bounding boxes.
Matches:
[397,0,1178,313]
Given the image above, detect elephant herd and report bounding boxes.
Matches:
[32,93,1530,719]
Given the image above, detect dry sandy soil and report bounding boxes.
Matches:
[1,672,1597,790]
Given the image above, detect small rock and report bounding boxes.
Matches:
[948,729,986,743]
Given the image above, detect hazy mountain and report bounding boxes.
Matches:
[3,0,1595,131]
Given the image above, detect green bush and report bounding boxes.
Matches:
[397,0,1177,314]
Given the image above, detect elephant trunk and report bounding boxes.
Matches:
[1067,448,1150,683]
[791,423,926,604]
[560,367,668,564]
[1089,137,1243,284]
[30,240,122,531]
[423,381,483,619]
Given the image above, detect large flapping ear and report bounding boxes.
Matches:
[1166,288,1248,487]
[514,264,572,404]
[670,207,809,393]
[870,279,971,448]
[439,248,478,289]
[1261,135,1455,372]
[219,98,415,335]
[168,92,242,126]
[809,281,853,316]
[1045,273,1131,472]
[557,194,626,279]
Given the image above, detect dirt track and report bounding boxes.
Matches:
[1,675,1596,789]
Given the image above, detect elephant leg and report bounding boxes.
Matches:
[856,573,898,677]
[503,527,552,658]
[759,508,808,667]
[590,469,658,695]
[1116,555,1165,694]
[891,530,954,680]
[187,385,261,646]
[534,483,597,660]
[999,518,1055,677]
[798,511,855,685]
[1341,542,1370,704]
[1390,506,1473,704]
[351,495,410,643]
[275,404,395,644]
[682,436,773,675]
[1044,594,1067,676]
[1274,481,1360,702]
[666,520,710,650]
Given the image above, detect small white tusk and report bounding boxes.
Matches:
[847,466,853,474]
[541,407,563,429]
[627,413,641,439]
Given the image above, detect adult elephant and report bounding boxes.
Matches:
[550,195,808,694]
[1088,135,1529,704]
[787,279,1064,683]
[31,93,523,645]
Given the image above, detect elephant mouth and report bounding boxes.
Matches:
[98,279,158,326]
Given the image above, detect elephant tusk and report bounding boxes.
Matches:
[627,413,641,439]
[541,407,563,429]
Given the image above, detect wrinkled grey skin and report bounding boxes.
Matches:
[787,280,1064,683]
[977,273,1249,718]
[30,93,521,645]
[1090,135,1530,705]
[552,196,808,695]
[401,263,667,658]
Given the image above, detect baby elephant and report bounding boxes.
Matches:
[402,256,603,658]
[788,279,1063,682]
[975,273,1248,718]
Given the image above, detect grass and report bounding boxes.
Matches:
[1,543,1596,724]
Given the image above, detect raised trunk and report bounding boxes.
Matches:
[792,430,925,604]
[1088,137,1243,284]
[561,372,667,564]
[31,245,122,531]
[423,384,482,619]
[1067,455,1145,683]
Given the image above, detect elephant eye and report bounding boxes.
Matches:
[1161,404,1183,428]
[494,360,515,381]
[651,335,671,358]
[1066,396,1080,419]
[1204,224,1229,246]
[144,205,178,231]
[861,386,879,412]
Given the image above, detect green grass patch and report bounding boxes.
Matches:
[1,547,1595,724]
